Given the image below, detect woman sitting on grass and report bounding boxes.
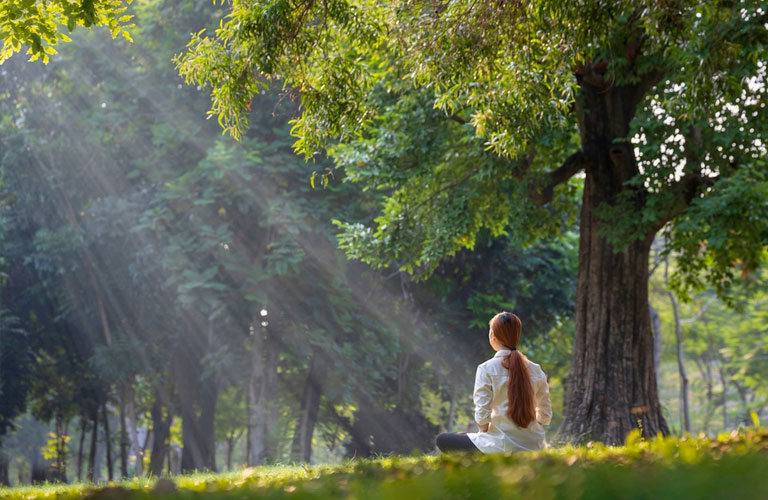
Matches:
[436,312,552,453]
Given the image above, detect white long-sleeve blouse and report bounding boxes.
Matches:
[466,349,552,453]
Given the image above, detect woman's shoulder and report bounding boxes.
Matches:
[477,356,503,374]
[526,359,547,379]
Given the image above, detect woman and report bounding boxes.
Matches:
[436,312,552,453]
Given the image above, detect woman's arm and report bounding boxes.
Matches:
[473,364,492,432]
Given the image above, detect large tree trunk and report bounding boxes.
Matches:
[290,356,326,463]
[562,81,669,444]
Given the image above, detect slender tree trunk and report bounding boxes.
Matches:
[118,386,129,478]
[87,411,99,482]
[245,411,252,467]
[649,304,662,387]
[695,357,714,434]
[396,353,410,408]
[718,365,729,429]
[0,452,9,487]
[126,386,142,476]
[77,416,86,482]
[247,320,279,465]
[52,414,67,482]
[290,357,326,462]
[141,430,152,473]
[667,287,691,434]
[226,437,234,471]
[562,81,669,444]
[247,322,266,466]
[102,404,114,481]
[732,380,751,426]
[148,392,171,477]
[177,313,219,473]
[447,389,457,433]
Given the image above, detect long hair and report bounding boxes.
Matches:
[489,312,535,428]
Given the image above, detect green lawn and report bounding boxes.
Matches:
[3,429,768,500]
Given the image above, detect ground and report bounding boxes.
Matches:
[2,429,767,500]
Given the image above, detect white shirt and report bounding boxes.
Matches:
[467,350,552,453]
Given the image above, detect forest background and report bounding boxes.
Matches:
[0,0,767,487]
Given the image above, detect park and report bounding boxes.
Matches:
[0,0,767,498]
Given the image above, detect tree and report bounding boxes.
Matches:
[0,0,133,64]
[177,0,768,443]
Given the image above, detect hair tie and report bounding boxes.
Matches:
[507,346,517,351]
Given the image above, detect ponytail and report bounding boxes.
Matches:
[491,312,535,428]
[502,351,535,428]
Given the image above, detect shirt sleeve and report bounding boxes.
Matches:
[535,371,553,426]
[473,364,493,426]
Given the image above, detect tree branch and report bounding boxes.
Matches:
[680,296,716,324]
[529,151,589,206]
[449,114,468,126]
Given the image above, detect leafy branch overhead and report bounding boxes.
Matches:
[0,0,134,64]
[178,0,768,298]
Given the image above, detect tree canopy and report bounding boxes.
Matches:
[178,0,768,290]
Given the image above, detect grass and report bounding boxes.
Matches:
[3,428,768,500]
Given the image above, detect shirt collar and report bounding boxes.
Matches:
[494,349,512,358]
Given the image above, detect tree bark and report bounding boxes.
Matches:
[561,80,669,444]
[290,356,326,463]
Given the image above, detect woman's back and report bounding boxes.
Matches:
[468,350,552,453]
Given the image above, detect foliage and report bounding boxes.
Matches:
[177,0,768,299]
[0,0,134,64]
[3,429,768,499]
